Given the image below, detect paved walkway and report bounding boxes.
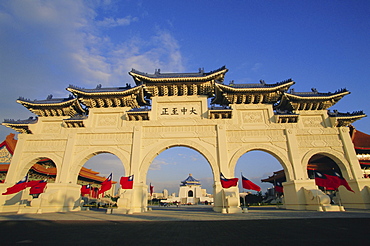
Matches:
[1,206,369,245]
[1,205,370,221]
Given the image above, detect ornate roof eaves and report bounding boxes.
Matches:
[16,97,79,107]
[129,67,228,83]
[16,97,86,117]
[328,110,367,127]
[66,85,143,97]
[215,81,294,93]
[1,123,33,134]
[284,90,350,100]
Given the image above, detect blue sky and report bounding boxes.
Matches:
[1,1,369,194]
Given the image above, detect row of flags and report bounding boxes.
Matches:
[314,170,354,192]
[80,174,134,196]
[3,171,353,197]
[1,175,47,195]
[220,171,354,193]
[220,173,261,191]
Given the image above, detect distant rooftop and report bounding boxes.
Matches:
[180,173,201,186]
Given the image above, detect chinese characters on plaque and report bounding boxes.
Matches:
[160,106,198,116]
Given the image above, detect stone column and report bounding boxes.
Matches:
[283,128,312,209]
[116,126,143,214]
[337,127,370,209]
[213,124,240,213]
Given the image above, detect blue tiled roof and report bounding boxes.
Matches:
[327,110,365,117]
[68,84,132,93]
[228,79,293,88]
[3,117,38,124]
[18,95,75,104]
[180,174,201,186]
[130,66,227,78]
[287,88,349,97]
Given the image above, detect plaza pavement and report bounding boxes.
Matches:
[0,206,369,245]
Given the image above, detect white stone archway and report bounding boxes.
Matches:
[1,67,369,213]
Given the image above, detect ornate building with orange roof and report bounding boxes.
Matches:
[350,126,370,177]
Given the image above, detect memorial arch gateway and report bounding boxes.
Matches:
[1,66,369,214]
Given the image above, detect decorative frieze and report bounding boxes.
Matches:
[227,130,286,143]
[25,140,67,152]
[296,135,342,148]
[75,133,132,145]
[143,126,215,137]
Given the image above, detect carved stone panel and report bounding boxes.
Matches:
[42,123,62,134]
[96,114,119,127]
[302,116,323,128]
[242,111,264,124]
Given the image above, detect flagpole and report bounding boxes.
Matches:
[221,188,226,213]
[336,189,344,211]
[128,174,134,214]
[241,172,247,211]
[313,171,321,210]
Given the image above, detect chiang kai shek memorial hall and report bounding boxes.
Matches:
[1,66,369,214]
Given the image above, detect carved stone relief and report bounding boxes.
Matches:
[42,123,62,134]
[242,111,264,124]
[96,115,118,127]
[302,116,322,128]
[25,140,67,152]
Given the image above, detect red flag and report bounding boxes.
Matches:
[92,188,99,198]
[2,175,28,195]
[149,183,154,195]
[98,173,112,194]
[241,175,261,191]
[326,172,355,192]
[220,173,238,188]
[314,171,331,187]
[29,180,47,195]
[120,175,134,189]
[80,184,91,195]
[26,180,41,188]
[314,171,345,190]
[274,181,284,193]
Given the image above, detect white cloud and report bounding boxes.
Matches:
[109,30,185,83]
[0,0,185,140]
[251,62,263,72]
[149,158,174,170]
[96,16,138,27]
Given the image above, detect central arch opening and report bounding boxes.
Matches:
[147,146,214,207]
[235,150,284,206]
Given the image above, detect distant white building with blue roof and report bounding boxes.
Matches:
[162,174,213,205]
